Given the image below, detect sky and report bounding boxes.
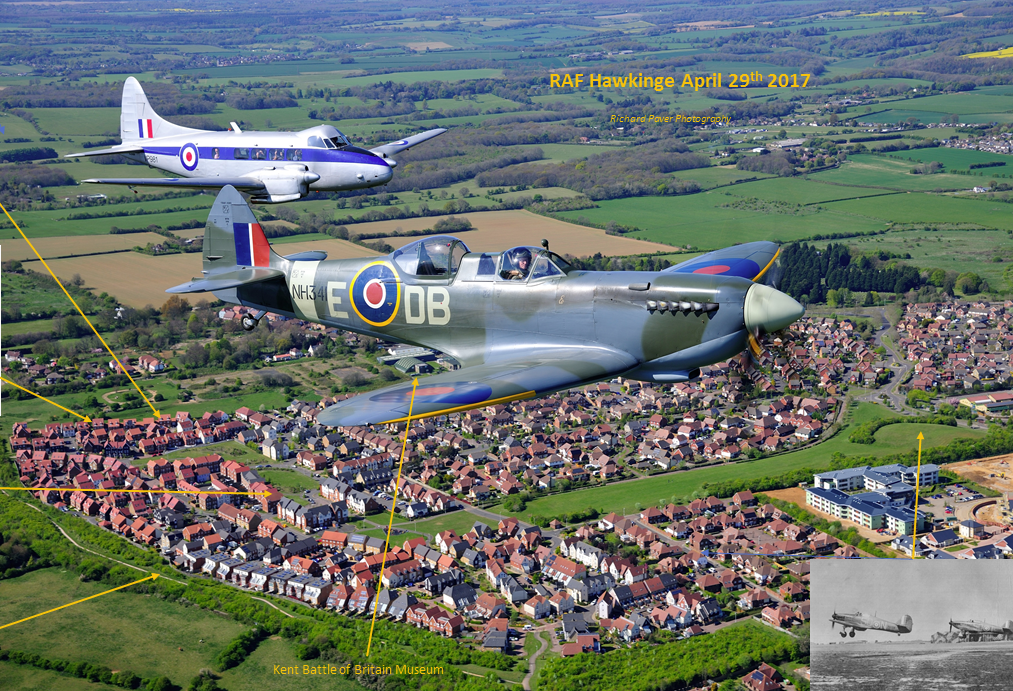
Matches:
[812,560,1013,644]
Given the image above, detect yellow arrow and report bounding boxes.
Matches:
[0,376,92,422]
[367,378,418,657]
[0,573,159,631]
[0,201,161,418]
[910,431,925,560]
[0,486,270,497]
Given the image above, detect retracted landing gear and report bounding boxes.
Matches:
[241,310,267,331]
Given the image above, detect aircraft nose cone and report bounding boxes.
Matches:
[743,283,804,334]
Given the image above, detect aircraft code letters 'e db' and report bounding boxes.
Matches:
[167,186,805,427]
[65,77,446,203]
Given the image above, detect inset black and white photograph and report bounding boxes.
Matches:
[812,559,1013,690]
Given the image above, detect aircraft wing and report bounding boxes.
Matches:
[370,128,447,158]
[663,240,780,282]
[80,176,268,192]
[317,346,637,427]
[65,144,146,159]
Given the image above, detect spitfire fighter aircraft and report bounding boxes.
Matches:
[168,186,805,426]
[830,611,913,638]
[65,77,445,203]
[948,619,1013,641]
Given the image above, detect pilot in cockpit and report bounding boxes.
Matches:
[502,247,532,280]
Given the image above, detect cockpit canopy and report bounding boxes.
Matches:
[499,246,571,281]
[393,236,470,277]
[302,124,351,150]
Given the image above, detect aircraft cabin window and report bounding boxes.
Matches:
[234,148,249,160]
[270,149,285,161]
[529,254,563,280]
[253,149,266,160]
[307,136,325,148]
[287,149,303,162]
[212,147,220,160]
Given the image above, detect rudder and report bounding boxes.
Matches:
[120,76,204,143]
[899,615,913,633]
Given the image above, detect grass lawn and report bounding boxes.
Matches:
[261,468,321,494]
[487,403,984,519]
[393,509,497,535]
[157,440,259,463]
[0,568,244,683]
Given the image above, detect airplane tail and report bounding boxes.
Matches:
[120,76,203,143]
[1004,619,1013,633]
[899,615,913,633]
[202,186,286,273]
[166,186,288,295]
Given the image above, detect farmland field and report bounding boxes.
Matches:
[556,191,887,249]
[42,253,201,308]
[3,232,166,261]
[362,209,677,255]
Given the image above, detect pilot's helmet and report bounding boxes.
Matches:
[509,247,532,268]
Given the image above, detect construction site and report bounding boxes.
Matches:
[943,455,1013,526]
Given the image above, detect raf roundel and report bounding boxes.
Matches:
[179,143,199,171]
[349,261,401,327]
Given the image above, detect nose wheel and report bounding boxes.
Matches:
[241,310,267,331]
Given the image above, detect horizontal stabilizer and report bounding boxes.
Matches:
[283,250,328,261]
[370,128,447,158]
[166,267,283,294]
[64,144,146,159]
[82,176,268,191]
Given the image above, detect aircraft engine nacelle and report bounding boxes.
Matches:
[247,165,321,203]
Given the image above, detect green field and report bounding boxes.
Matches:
[555,187,887,249]
[824,193,1013,230]
[0,568,244,682]
[809,155,978,191]
[487,403,985,519]
[881,147,1013,172]
[838,227,1012,289]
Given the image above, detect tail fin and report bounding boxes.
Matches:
[120,76,204,143]
[166,186,285,295]
[1004,620,1013,633]
[899,615,913,633]
[204,186,285,272]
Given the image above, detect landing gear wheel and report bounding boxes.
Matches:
[840,631,847,638]
[849,630,855,638]
[242,315,259,331]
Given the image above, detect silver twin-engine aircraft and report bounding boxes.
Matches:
[65,77,446,203]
